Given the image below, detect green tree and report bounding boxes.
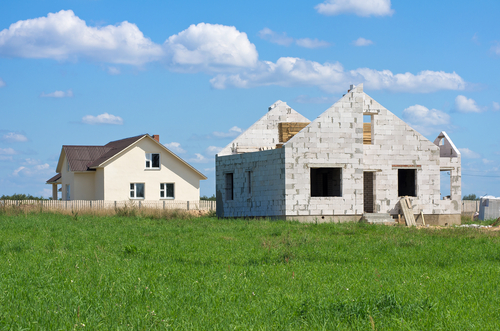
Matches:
[0,193,46,200]
[463,194,479,200]
[200,194,216,201]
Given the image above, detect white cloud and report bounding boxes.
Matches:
[483,158,494,164]
[189,153,208,163]
[23,158,40,165]
[164,23,258,72]
[0,77,5,87]
[211,57,466,93]
[2,132,28,142]
[0,10,163,65]
[164,142,186,154]
[295,38,330,48]
[491,42,500,56]
[455,95,481,113]
[315,0,394,17]
[206,146,223,154]
[212,126,242,138]
[107,66,121,75]
[258,28,294,46]
[0,147,17,155]
[12,163,50,177]
[492,101,500,111]
[471,33,480,45]
[294,95,337,104]
[40,188,53,198]
[81,113,123,125]
[402,104,450,135]
[352,37,373,46]
[259,28,329,49]
[40,89,73,98]
[459,148,481,159]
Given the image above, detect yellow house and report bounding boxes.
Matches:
[46,134,207,201]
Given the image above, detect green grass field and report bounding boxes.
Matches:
[1,210,500,330]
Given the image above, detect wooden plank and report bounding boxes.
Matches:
[420,211,425,226]
[278,122,310,143]
[363,123,371,145]
[399,196,416,227]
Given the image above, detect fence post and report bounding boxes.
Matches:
[187,201,190,211]
[139,201,141,209]
[163,200,165,210]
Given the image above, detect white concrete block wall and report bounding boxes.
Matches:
[218,101,310,156]
[215,84,461,219]
[216,149,286,217]
[283,85,364,216]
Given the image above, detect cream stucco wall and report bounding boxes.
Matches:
[61,155,74,201]
[101,137,201,201]
[94,168,104,200]
[73,172,96,200]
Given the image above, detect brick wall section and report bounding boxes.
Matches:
[363,172,374,213]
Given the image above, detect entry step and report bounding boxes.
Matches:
[361,213,396,224]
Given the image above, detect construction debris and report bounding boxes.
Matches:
[399,196,416,227]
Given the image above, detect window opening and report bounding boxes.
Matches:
[363,115,372,145]
[246,171,252,194]
[440,170,451,200]
[398,169,416,197]
[66,184,71,200]
[160,183,174,199]
[225,173,234,200]
[146,153,160,169]
[311,168,342,197]
[130,183,145,199]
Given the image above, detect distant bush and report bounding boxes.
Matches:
[200,194,216,201]
[463,194,479,200]
[0,193,46,200]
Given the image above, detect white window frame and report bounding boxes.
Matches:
[145,153,160,169]
[160,183,175,199]
[130,183,145,199]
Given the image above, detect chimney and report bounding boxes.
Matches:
[152,135,160,142]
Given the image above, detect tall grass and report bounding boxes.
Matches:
[0,213,499,329]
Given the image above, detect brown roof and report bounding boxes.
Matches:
[46,173,62,184]
[87,134,145,168]
[64,146,112,171]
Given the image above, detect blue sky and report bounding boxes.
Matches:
[1,0,499,199]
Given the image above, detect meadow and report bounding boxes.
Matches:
[0,208,499,330]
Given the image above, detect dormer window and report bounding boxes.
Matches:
[146,153,160,169]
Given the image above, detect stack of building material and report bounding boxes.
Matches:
[278,122,310,143]
[399,196,417,226]
[363,123,371,144]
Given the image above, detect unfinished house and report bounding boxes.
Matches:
[215,84,461,225]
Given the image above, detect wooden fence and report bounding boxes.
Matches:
[0,199,480,214]
[0,199,216,211]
